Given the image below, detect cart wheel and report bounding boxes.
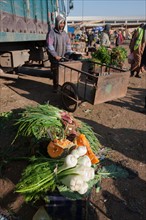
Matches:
[61,82,78,112]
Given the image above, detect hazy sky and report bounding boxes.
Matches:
[68,0,146,17]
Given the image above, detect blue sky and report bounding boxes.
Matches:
[68,0,146,17]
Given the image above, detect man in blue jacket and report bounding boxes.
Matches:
[46,15,72,92]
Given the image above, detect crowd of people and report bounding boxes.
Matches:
[70,23,146,78]
[70,25,127,49]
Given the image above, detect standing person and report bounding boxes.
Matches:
[46,15,72,92]
[100,24,111,48]
[115,30,124,46]
[140,45,146,72]
[113,30,118,45]
[87,31,94,47]
[129,24,146,78]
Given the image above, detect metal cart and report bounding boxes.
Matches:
[58,60,130,112]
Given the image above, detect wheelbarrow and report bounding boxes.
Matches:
[58,60,130,112]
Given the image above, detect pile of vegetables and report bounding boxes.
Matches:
[16,146,98,202]
[14,104,101,156]
[91,46,127,68]
[14,104,129,203]
[91,46,111,65]
[15,146,129,202]
[111,46,127,68]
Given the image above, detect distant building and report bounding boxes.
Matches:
[67,16,146,29]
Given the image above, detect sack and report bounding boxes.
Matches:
[128,53,134,64]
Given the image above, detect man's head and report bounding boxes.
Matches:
[55,15,65,31]
[104,24,111,35]
[104,24,111,32]
[59,20,65,31]
[140,23,144,28]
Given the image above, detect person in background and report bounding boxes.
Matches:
[129,23,146,78]
[87,31,94,47]
[115,30,124,46]
[113,30,118,45]
[122,29,126,40]
[140,44,146,73]
[46,15,72,92]
[100,24,111,48]
[70,33,76,51]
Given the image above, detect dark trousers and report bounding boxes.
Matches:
[51,61,59,88]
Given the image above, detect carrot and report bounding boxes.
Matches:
[76,134,99,164]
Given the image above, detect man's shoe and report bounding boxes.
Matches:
[130,71,134,77]
[135,74,141,78]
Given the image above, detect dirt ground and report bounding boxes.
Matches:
[0,59,146,220]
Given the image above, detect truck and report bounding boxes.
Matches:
[0,0,71,70]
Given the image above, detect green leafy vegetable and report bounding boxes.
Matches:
[91,46,127,68]
[15,156,63,202]
[97,164,129,179]
[91,46,111,65]
[16,155,129,202]
[14,104,64,141]
[111,46,127,67]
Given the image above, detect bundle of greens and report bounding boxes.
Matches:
[14,105,63,141]
[13,104,101,155]
[91,46,111,65]
[111,46,127,67]
[91,46,127,68]
[16,146,97,202]
[16,152,129,202]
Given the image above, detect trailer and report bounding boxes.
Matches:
[0,0,67,69]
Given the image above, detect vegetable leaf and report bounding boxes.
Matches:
[98,164,129,179]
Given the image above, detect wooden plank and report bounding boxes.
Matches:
[0,70,18,80]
